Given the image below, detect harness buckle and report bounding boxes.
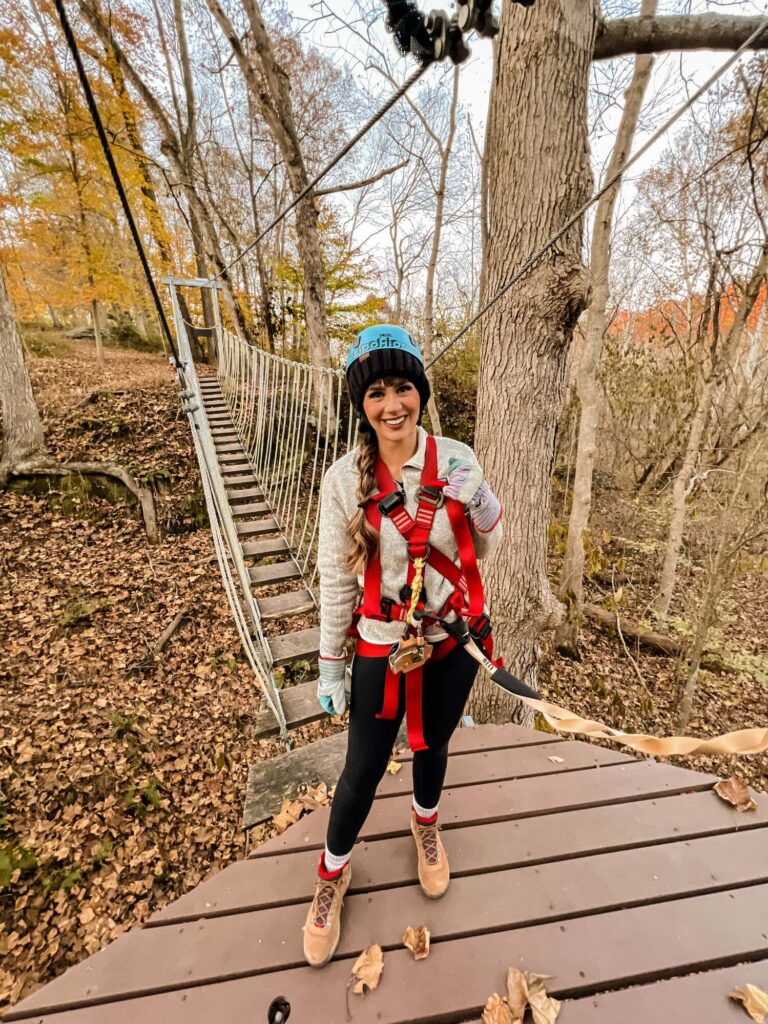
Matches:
[407,541,430,561]
[400,582,428,607]
[417,484,445,509]
[380,596,395,622]
[378,490,405,517]
[470,613,492,641]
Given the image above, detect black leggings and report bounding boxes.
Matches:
[326,643,479,855]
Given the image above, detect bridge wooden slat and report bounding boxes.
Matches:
[226,486,264,501]
[214,442,243,454]
[235,518,278,537]
[251,678,323,738]
[254,760,716,855]
[13,832,768,1015]
[241,537,289,558]
[10,886,768,1023]
[150,791,768,924]
[377,740,633,796]
[218,453,250,465]
[248,560,302,585]
[242,731,350,828]
[268,626,320,666]
[256,589,315,620]
[229,501,270,516]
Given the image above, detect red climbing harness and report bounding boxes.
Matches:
[351,435,499,751]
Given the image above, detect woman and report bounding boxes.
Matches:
[304,324,503,967]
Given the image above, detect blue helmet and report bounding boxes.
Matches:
[345,324,431,414]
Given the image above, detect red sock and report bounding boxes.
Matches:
[318,853,347,880]
[414,810,438,826]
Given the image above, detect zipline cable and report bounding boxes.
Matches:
[216,61,431,279]
[427,13,768,370]
[52,0,179,364]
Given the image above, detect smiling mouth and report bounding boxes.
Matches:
[383,416,407,427]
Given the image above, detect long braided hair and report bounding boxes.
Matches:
[345,418,380,576]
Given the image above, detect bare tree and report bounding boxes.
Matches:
[555,0,658,657]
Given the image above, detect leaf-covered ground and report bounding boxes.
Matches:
[1,337,766,1009]
[0,340,338,1008]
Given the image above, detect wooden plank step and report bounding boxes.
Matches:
[256,760,717,855]
[210,428,238,439]
[221,473,256,485]
[550,963,768,1024]
[226,487,264,501]
[151,789,768,920]
[251,679,322,738]
[219,453,250,465]
[377,739,632,797]
[13,885,768,1022]
[220,462,253,475]
[248,560,302,585]
[229,501,270,516]
[256,589,315,621]
[267,626,320,667]
[236,518,278,537]
[241,537,289,558]
[214,443,244,455]
[243,731,348,827]
[84,831,768,995]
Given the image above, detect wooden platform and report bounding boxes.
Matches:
[6,724,767,1023]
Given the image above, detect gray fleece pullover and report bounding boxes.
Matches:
[318,427,503,659]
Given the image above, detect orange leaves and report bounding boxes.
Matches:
[270,782,330,835]
[714,776,758,812]
[731,984,768,1023]
[349,944,384,995]
[402,924,430,960]
[483,969,561,1024]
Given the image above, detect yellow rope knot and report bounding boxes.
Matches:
[406,557,425,627]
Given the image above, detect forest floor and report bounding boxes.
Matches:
[1,336,766,1008]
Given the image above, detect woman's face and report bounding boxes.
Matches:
[362,377,420,446]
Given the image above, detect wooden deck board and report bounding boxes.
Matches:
[149,790,768,924]
[10,886,768,1022]
[254,760,717,855]
[267,625,320,665]
[8,725,766,1024]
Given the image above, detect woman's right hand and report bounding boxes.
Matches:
[317,656,348,715]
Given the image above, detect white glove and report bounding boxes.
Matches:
[317,656,347,715]
[444,458,502,533]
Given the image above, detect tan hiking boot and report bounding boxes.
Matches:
[302,862,352,967]
[410,810,449,899]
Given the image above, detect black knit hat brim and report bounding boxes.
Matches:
[346,349,431,414]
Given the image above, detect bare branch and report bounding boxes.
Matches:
[314,159,408,196]
[595,14,768,61]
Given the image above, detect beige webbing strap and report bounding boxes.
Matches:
[518,694,768,756]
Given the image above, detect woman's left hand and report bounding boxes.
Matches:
[444,458,502,534]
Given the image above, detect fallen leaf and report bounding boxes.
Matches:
[271,799,304,833]
[506,969,561,1024]
[714,777,758,812]
[482,993,513,1023]
[350,944,383,995]
[731,984,768,1023]
[547,755,565,764]
[403,924,430,959]
[386,760,402,775]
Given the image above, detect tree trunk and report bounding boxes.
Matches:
[467,0,597,726]
[0,263,47,479]
[555,0,657,656]
[206,0,331,369]
[91,299,105,366]
[422,66,460,436]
